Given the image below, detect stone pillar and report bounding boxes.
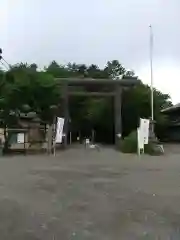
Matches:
[114,84,122,148]
[63,83,69,148]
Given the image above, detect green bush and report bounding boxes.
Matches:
[120,131,137,153]
[120,130,163,155]
[144,142,164,156]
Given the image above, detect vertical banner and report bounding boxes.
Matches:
[137,118,150,155]
[140,118,150,145]
[55,117,65,143]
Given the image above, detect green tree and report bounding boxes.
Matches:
[121,83,172,137]
[46,61,69,78]
[0,63,61,125]
[0,60,172,147]
[104,60,126,80]
[123,70,135,78]
[87,64,109,79]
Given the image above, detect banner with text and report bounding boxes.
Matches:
[139,118,150,145]
[55,117,65,143]
[137,118,150,155]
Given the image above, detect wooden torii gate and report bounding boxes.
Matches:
[57,78,139,148]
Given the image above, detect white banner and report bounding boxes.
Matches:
[137,118,150,155]
[55,117,65,143]
[140,118,150,145]
[17,133,25,143]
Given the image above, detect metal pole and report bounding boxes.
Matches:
[149,25,154,122]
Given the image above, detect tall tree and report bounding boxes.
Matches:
[104,60,126,80]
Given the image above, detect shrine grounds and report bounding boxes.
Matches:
[0,146,180,239]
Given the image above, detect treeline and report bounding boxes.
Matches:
[0,60,172,143]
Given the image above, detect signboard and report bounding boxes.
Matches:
[17,133,25,143]
[55,117,65,143]
[137,118,150,155]
[140,118,150,145]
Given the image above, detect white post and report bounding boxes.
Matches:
[149,25,154,123]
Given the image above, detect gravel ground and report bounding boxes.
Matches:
[0,146,180,239]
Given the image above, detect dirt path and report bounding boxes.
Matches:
[0,148,180,239]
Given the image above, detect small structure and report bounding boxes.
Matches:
[1,112,47,153]
[161,103,180,141]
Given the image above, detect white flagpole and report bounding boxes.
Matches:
[149,25,154,122]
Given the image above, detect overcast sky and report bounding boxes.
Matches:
[1,0,180,103]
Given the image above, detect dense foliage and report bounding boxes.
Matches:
[120,130,164,155]
[0,60,172,143]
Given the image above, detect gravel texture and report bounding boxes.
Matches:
[0,146,180,239]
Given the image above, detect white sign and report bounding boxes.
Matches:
[17,133,25,143]
[85,138,90,145]
[137,118,150,155]
[140,118,150,145]
[55,117,65,143]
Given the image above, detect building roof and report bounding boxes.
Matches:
[161,103,180,113]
